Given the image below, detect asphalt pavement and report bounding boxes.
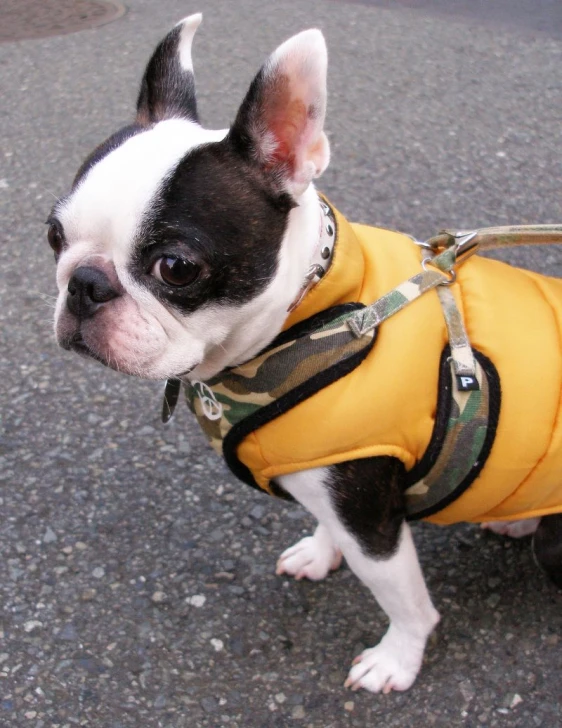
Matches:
[1,0,561,726]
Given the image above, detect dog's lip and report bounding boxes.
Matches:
[176,368,193,379]
[64,333,107,365]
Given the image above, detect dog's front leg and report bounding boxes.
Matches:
[341,521,440,692]
[278,458,440,693]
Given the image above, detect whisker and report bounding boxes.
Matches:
[37,293,58,310]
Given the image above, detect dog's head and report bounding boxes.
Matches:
[49,14,330,381]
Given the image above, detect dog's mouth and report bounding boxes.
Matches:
[59,326,200,380]
[176,368,194,379]
[64,333,108,366]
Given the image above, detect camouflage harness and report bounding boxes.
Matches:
[165,220,562,520]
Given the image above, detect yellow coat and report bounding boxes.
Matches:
[234,202,562,525]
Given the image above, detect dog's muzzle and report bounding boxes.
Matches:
[66,266,120,320]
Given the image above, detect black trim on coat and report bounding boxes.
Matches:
[405,346,502,521]
[221,304,374,498]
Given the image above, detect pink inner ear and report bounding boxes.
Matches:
[267,102,307,170]
[262,71,318,173]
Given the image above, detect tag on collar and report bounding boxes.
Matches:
[162,378,181,423]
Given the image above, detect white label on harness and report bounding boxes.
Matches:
[192,381,223,420]
[456,374,480,392]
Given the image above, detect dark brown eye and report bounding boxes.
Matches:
[151,256,200,287]
[47,223,64,258]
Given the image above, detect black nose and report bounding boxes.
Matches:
[67,266,119,319]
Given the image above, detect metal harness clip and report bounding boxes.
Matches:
[416,229,480,279]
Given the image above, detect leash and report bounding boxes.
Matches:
[348,223,562,391]
[426,225,562,260]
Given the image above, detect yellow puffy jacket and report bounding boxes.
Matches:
[189,201,562,525]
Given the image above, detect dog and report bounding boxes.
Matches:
[48,14,562,693]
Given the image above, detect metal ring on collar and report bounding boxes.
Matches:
[421,257,457,285]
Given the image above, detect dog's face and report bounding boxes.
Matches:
[49,14,330,380]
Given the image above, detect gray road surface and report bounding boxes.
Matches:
[1,0,561,726]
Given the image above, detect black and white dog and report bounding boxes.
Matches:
[48,15,561,693]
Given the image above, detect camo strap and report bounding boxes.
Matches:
[403,349,500,520]
[182,238,499,512]
[344,236,497,518]
[437,285,478,386]
[347,246,455,338]
[184,303,376,493]
[347,243,478,384]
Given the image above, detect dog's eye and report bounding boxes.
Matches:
[47,223,64,260]
[151,256,201,287]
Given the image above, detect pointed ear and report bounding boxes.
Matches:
[228,29,330,198]
[136,13,202,125]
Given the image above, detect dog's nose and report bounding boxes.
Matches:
[67,266,119,319]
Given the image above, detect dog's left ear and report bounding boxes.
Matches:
[136,13,202,125]
[229,29,330,198]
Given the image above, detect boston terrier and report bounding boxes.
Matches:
[48,14,562,693]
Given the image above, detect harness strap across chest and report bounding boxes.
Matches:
[167,217,562,519]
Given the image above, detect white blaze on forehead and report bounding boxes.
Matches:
[58,119,227,264]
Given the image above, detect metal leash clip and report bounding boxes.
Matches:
[416,229,480,280]
[426,230,479,264]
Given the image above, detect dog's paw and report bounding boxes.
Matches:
[344,626,426,694]
[481,518,540,538]
[276,535,342,581]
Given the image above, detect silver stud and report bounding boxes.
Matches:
[321,245,331,259]
[326,223,334,236]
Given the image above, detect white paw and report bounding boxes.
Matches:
[276,535,342,581]
[481,518,540,538]
[344,629,425,694]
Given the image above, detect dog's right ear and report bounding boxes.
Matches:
[136,13,202,125]
[228,29,330,198]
